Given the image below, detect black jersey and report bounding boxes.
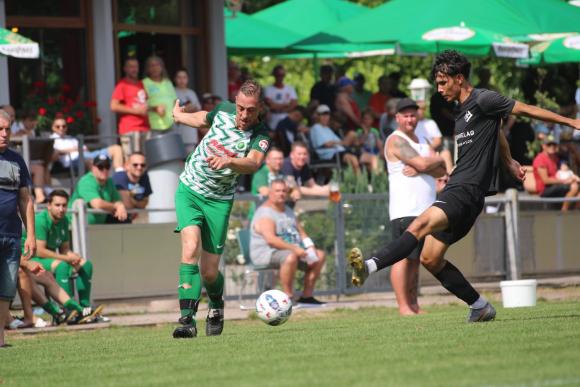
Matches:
[447,88,515,196]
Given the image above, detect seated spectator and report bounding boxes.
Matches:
[357,109,382,173]
[174,68,201,151]
[50,117,124,174]
[309,64,336,112]
[274,105,309,156]
[282,141,330,196]
[250,179,326,305]
[24,190,104,322]
[556,162,580,183]
[309,105,360,174]
[17,259,99,326]
[335,76,361,131]
[352,73,372,111]
[379,98,400,140]
[69,155,128,224]
[532,135,580,211]
[113,152,152,222]
[11,109,38,138]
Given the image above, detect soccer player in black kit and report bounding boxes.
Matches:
[349,50,580,322]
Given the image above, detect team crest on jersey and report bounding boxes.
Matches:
[464,110,473,122]
[235,141,248,151]
[258,139,269,151]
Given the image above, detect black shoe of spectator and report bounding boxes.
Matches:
[296,297,326,305]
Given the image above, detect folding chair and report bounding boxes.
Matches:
[236,229,277,310]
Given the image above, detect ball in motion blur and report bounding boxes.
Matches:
[255,289,292,326]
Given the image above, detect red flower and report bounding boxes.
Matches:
[62,84,71,93]
[59,95,66,102]
[38,107,47,116]
[63,106,70,113]
[65,98,74,106]
[66,116,74,124]
[55,112,64,118]
[33,81,46,88]
[83,101,97,108]
[47,97,55,105]
[75,111,85,119]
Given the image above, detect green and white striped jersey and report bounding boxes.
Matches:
[179,101,271,200]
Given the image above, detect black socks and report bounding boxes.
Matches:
[433,261,480,305]
[371,231,419,271]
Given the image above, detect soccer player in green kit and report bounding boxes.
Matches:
[171,80,270,338]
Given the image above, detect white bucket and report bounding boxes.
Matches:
[500,279,538,308]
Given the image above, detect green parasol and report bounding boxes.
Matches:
[519,34,580,65]
[0,28,39,58]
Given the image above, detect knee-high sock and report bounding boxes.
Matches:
[370,231,419,272]
[42,301,62,318]
[203,271,224,309]
[63,299,83,314]
[54,262,74,297]
[433,261,480,305]
[76,260,93,307]
[178,263,201,318]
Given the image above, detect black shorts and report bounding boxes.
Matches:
[431,184,485,246]
[541,184,571,198]
[391,217,424,259]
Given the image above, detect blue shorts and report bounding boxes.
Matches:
[0,236,21,301]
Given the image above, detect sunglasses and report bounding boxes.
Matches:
[132,163,146,168]
[54,125,67,129]
[96,165,110,171]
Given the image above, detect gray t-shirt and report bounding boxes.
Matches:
[250,205,300,266]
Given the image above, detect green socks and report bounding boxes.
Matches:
[64,299,83,313]
[76,260,93,307]
[54,262,73,297]
[178,263,201,318]
[42,301,62,318]
[203,271,224,309]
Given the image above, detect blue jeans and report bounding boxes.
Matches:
[0,236,21,301]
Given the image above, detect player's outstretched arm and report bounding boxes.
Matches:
[499,130,525,182]
[206,149,266,174]
[172,100,209,128]
[512,101,580,130]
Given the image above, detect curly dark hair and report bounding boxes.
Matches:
[431,50,471,80]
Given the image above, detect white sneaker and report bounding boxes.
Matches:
[34,317,49,328]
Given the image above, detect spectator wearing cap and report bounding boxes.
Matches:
[310,104,360,174]
[69,155,127,224]
[50,117,124,174]
[265,65,298,130]
[533,135,580,211]
[113,152,152,222]
[309,65,337,112]
[274,105,309,157]
[335,76,361,131]
[352,73,372,111]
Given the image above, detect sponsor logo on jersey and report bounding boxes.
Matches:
[258,139,269,151]
[464,110,473,122]
[208,139,238,158]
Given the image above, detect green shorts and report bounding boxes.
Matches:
[30,257,68,272]
[174,182,234,254]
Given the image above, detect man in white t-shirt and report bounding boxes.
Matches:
[265,65,298,130]
[415,100,442,150]
[384,98,446,315]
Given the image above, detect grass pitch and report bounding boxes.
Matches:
[1,302,580,387]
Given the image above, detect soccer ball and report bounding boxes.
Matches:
[255,289,292,326]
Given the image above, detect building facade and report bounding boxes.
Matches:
[0,0,227,141]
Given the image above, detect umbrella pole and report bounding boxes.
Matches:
[313,53,319,81]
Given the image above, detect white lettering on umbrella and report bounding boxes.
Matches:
[422,27,475,42]
[563,36,580,51]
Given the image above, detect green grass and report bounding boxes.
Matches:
[2,302,580,387]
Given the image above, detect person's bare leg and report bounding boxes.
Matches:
[31,164,46,203]
[17,269,35,325]
[407,258,423,313]
[0,300,9,346]
[278,253,299,298]
[107,144,125,170]
[302,250,325,297]
[33,270,71,305]
[562,182,578,211]
[343,153,360,175]
[391,259,416,315]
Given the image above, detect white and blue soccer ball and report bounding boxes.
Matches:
[255,289,292,326]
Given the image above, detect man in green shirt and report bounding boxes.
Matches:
[27,190,103,323]
[69,155,128,224]
[171,79,271,338]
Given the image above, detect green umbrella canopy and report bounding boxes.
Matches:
[225,9,305,55]
[503,0,580,39]
[326,0,580,45]
[520,34,580,64]
[0,28,39,58]
[398,24,529,58]
[251,0,369,38]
